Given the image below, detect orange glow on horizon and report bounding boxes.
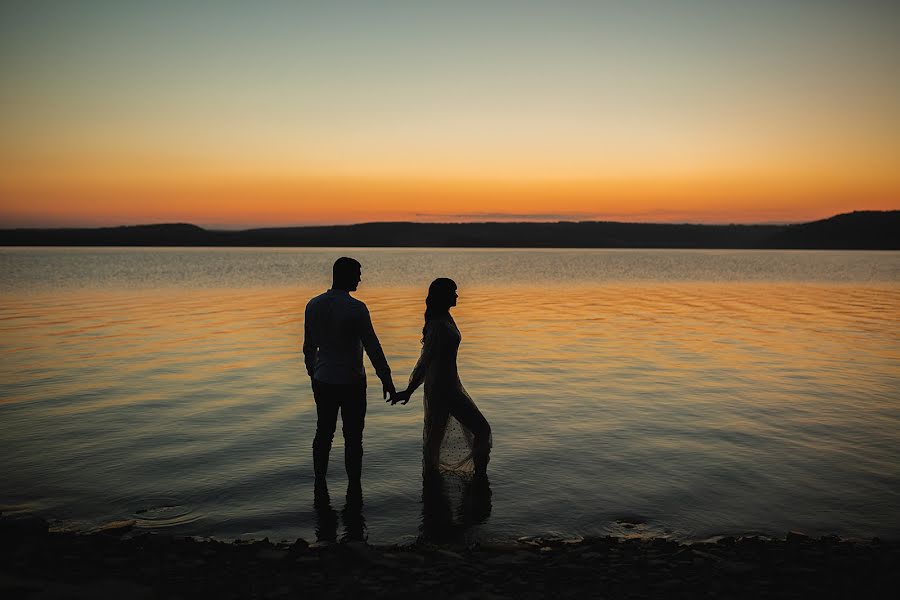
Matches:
[1,168,897,228]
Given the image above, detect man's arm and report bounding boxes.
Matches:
[302,303,317,378]
[359,305,394,398]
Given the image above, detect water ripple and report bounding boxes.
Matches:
[1,249,898,543]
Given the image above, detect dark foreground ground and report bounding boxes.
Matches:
[2,516,898,599]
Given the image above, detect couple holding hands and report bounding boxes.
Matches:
[303,257,492,487]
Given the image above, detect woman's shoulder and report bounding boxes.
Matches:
[425,317,453,333]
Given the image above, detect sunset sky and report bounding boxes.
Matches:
[2,0,898,228]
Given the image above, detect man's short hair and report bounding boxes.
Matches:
[333,257,361,280]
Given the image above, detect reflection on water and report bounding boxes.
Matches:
[420,473,492,544]
[0,248,898,543]
[314,480,366,543]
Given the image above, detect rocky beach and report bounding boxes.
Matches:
[2,515,897,599]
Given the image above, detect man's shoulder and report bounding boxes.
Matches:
[306,291,368,313]
[343,295,368,313]
[305,291,330,309]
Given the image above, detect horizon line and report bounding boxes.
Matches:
[1,219,805,231]
[2,209,897,232]
[0,217,838,231]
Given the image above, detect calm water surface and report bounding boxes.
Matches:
[1,248,898,543]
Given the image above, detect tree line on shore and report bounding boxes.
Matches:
[2,210,898,249]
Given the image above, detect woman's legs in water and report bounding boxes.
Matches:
[422,406,449,476]
[450,396,491,478]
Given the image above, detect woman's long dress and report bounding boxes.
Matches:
[408,316,492,474]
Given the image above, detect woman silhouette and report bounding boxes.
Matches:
[391,278,492,478]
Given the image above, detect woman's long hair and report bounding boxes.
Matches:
[422,278,457,340]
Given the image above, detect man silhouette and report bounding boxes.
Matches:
[303,257,396,485]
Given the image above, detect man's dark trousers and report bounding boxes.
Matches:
[312,379,367,481]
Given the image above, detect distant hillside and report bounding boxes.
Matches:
[763,211,900,249]
[1,211,897,249]
[0,223,210,246]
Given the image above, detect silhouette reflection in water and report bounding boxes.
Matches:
[314,480,367,543]
[419,473,492,544]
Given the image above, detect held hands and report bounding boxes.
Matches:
[387,389,412,406]
[381,377,410,405]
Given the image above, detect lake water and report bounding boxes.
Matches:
[1,247,898,544]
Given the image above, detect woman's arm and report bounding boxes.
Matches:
[390,322,440,405]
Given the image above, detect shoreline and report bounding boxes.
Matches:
[3,515,898,599]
